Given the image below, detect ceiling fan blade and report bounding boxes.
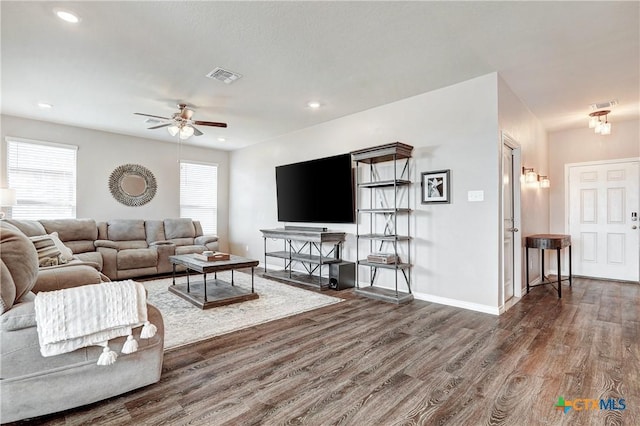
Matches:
[192,126,204,136]
[193,120,227,128]
[147,123,172,130]
[134,112,170,120]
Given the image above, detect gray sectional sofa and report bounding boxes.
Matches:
[3,217,219,280]
[0,221,165,423]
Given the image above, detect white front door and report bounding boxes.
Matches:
[568,160,639,281]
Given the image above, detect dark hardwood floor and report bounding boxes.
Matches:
[7,276,639,425]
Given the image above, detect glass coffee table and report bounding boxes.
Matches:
[168,254,259,309]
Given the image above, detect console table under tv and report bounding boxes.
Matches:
[260,228,346,289]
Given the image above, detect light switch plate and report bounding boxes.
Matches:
[468,190,484,202]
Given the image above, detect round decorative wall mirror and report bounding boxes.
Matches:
[108,164,157,206]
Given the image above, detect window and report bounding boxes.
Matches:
[180,161,218,234]
[6,138,77,219]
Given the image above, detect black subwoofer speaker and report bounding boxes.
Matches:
[328,261,355,290]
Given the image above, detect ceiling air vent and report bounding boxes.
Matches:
[206,67,242,84]
[590,99,618,110]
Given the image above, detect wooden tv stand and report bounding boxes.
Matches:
[260,228,346,289]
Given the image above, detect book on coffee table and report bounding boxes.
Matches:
[193,252,230,262]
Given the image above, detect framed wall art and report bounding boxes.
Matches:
[421,169,450,204]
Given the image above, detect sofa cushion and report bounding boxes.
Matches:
[29,235,67,267]
[144,220,166,244]
[65,240,96,254]
[40,219,98,242]
[115,241,149,250]
[167,237,195,246]
[108,220,146,241]
[0,222,39,314]
[49,232,74,261]
[164,218,195,240]
[117,248,157,270]
[2,219,46,237]
[175,245,207,255]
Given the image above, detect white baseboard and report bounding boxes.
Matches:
[412,291,500,316]
[261,264,501,316]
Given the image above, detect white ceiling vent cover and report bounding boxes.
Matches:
[206,67,242,84]
[590,99,618,110]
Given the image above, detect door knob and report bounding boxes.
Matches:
[633,225,638,230]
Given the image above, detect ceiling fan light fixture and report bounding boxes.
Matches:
[167,125,179,137]
[588,109,611,135]
[179,125,194,140]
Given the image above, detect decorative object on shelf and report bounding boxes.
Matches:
[588,109,612,135]
[366,252,399,264]
[0,188,17,219]
[351,142,414,303]
[108,164,157,206]
[538,175,550,188]
[421,169,450,204]
[194,251,230,262]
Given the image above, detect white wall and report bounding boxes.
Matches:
[497,76,549,289]
[230,73,504,313]
[548,119,640,235]
[1,115,230,251]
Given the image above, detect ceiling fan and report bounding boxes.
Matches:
[134,103,227,140]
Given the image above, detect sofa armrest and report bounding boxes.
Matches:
[94,239,118,249]
[152,242,176,274]
[0,297,36,332]
[195,235,219,245]
[95,246,117,280]
[33,264,110,293]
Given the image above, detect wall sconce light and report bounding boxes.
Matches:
[588,110,611,135]
[522,167,538,183]
[538,175,550,188]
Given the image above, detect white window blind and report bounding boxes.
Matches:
[180,161,217,234]
[6,138,77,220]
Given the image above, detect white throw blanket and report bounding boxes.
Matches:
[34,280,156,365]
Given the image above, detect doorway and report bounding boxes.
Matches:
[567,159,639,282]
[501,133,522,309]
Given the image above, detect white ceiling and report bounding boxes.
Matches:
[2,1,638,151]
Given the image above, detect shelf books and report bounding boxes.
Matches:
[366,252,399,264]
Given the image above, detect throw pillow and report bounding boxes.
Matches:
[29,235,67,267]
[49,231,74,261]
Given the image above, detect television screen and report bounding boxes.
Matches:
[276,153,355,223]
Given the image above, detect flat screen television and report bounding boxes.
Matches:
[275,153,355,224]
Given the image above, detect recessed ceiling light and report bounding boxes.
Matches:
[37,102,53,109]
[55,9,80,24]
[307,101,321,109]
[217,137,226,142]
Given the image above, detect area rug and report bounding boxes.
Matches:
[142,272,343,349]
